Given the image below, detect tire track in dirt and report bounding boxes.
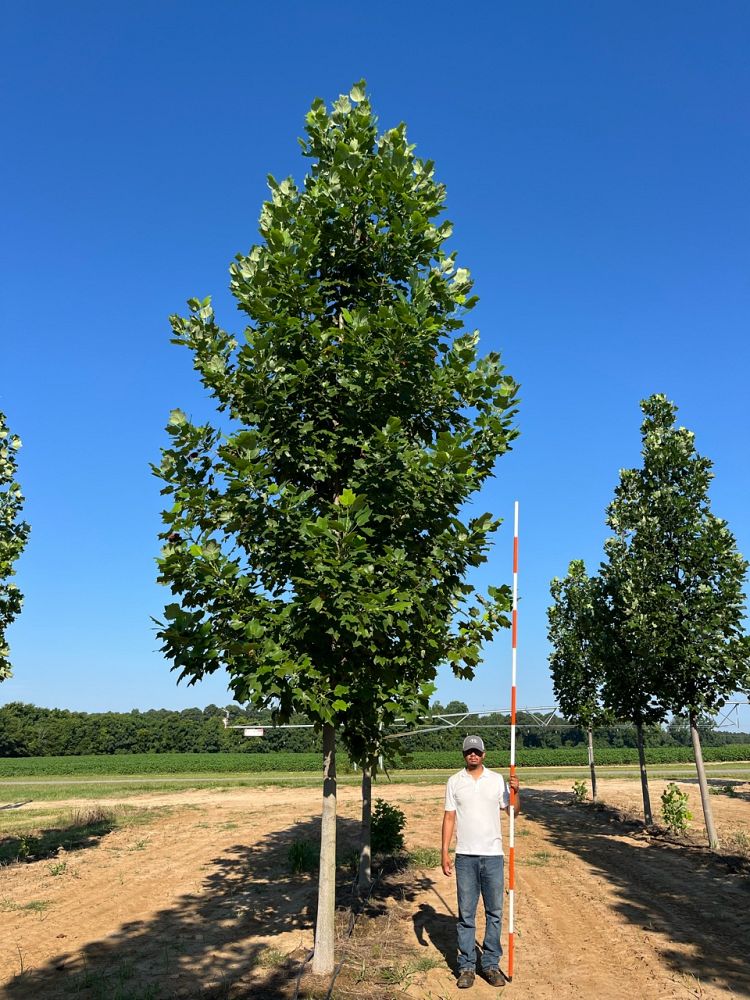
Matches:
[509,785,750,1000]
[401,785,695,1000]
[508,821,678,999]
[1,790,324,996]
[1,780,748,999]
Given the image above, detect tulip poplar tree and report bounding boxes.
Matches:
[548,560,610,801]
[154,83,518,975]
[603,395,749,846]
[599,506,670,826]
[0,411,29,682]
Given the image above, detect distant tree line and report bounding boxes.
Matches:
[1,699,747,758]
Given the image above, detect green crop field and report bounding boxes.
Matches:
[1,747,749,805]
[1,743,749,780]
[2,764,750,806]
[0,751,325,778]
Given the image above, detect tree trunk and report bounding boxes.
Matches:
[312,723,337,976]
[635,721,653,825]
[358,766,372,891]
[690,710,719,849]
[587,726,598,802]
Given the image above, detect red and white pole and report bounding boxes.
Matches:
[507,500,519,981]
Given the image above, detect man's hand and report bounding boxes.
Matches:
[441,809,456,875]
[508,774,521,814]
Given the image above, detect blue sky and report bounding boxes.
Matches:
[1,3,749,730]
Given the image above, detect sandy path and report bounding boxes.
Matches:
[0,778,748,998]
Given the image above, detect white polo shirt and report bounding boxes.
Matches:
[444,766,509,856]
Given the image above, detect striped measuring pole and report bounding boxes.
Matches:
[507,500,519,981]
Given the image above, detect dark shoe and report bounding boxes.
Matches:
[482,966,506,987]
[457,970,476,989]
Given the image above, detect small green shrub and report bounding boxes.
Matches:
[571,779,588,804]
[257,947,286,968]
[726,830,749,854]
[409,956,442,973]
[408,846,441,868]
[15,836,34,860]
[371,799,405,854]
[379,965,409,984]
[287,839,317,874]
[339,847,360,874]
[709,783,737,797]
[0,898,52,913]
[661,783,692,835]
[522,851,553,867]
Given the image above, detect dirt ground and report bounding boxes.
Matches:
[1,776,749,999]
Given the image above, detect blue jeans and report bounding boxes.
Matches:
[455,854,504,972]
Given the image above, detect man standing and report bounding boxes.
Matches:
[441,735,520,989]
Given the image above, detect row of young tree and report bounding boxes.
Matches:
[4,700,748,758]
[4,81,748,978]
[548,394,750,848]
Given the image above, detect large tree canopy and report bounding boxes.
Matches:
[548,559,612,800]
[0,410,29,681]
[154,82,519,762]
[598,394,749,837]
[605,394,749,720]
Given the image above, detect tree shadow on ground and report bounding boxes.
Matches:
[524,788,750,997]
[0,811,117,864]
[678,775,750,803]
[6,813,364,1000]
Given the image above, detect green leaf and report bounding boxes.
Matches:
[349,80,366,103]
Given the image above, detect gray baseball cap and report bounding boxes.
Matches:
[463,735,485,753]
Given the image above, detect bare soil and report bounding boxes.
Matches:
[1,776,749,999]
